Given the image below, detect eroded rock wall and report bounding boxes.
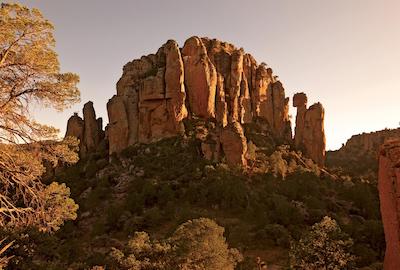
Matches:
[378,139,400,269]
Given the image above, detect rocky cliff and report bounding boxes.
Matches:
[378,139,400,269]
[66,37,326,167]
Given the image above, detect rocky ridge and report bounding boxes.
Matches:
[66,37,326,167]
[326,128,400,176]
[340,128,400,154]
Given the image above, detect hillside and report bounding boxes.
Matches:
[4,130,384,269]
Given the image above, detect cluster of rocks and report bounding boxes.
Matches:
[378,139,400,269]
[66,37,326,167]
[65,101,104,157]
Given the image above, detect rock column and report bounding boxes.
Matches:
[293,93,326,166]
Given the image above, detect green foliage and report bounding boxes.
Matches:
[42,182,79,232]
[290,216,355,270]
[110,218,243,270]
[18,135,384,269]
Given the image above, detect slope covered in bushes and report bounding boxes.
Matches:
[2,134,384,269]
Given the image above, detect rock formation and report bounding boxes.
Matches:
[66,37,326,167]
[378,139,400,269]
[107,39,187,154]
[65,113,84,144]
[106,36,299,165]
[65,101,104,157]
[293,93,326,166]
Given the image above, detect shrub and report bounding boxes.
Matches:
[290,216,355,270]
[110,218,243,270]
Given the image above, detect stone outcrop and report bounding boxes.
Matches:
[107,36,297,163]
[293,93,326,166]
[65,101,104,157]
[220,122,248,167]
[108,39,187,154]
[65,113,84,144]
[378,139,400,269]
[65,37,326,167]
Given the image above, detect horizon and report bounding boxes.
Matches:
[14,0,400,150]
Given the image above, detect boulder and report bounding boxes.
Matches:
[220,122,247,167]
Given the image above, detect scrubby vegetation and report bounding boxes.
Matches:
[109,218,242,270]
[0,134,384,269]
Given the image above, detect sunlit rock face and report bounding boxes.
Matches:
[293,93,326,166]
[378,139,400,270]
[66,37,326,167]
[107,37,294,157]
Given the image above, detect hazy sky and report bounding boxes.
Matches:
[11,0,400,150]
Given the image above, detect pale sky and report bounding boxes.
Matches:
[11,0,400,150]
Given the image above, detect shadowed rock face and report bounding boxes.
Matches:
[379,139,400,269]
[65,37,326,167]
[293,93,326,166]
[65,113,84,143]
[65,101,104,157]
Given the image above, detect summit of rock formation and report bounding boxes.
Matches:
[66,37,326,167]
[378,139,400,269]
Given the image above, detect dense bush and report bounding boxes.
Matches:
[109,218,243,270]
